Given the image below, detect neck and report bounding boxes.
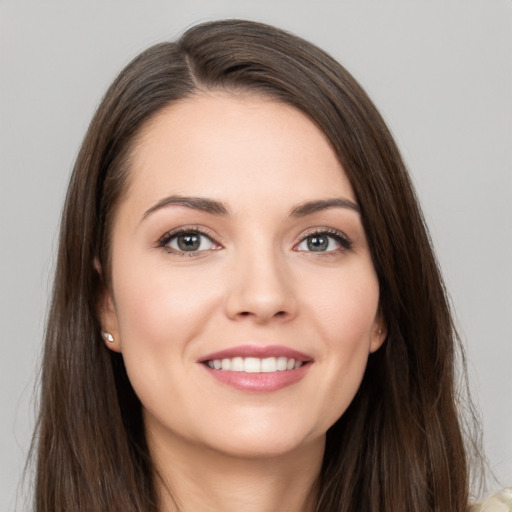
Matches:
[148,429,324,512]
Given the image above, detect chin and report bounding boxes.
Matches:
[205,440,316,462]
[196,421,325,461]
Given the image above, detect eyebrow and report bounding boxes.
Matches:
[290,198,360,216]
[142,195,230,220]
[141,195,360,221]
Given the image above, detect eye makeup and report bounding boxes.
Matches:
[294,228,353,254]
[157,225,222,256]
[156,223,353,259]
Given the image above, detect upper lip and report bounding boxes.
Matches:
[199,344,313,363]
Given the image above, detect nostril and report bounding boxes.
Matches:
[226,284,296,322]
[236,310,287,319]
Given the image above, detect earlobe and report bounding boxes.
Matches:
[100,330,122,353]
[102,331,114,343]
[94,258,122,353]
[93,257,103,276]
[370,316,387,353]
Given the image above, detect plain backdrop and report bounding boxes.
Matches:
[1,1,511,510]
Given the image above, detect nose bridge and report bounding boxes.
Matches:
[225,236,295,322]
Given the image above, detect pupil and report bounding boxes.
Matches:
[178,233,200,251]
[307,236,328,251]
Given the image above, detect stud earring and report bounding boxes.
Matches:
[102,331,114,343]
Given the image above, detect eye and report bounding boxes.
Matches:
[295,230,352,253]
[160,229,219,254]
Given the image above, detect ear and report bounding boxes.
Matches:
[370,310,387,353]
[94,258,122,353]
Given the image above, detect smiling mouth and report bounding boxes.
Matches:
[199,345,312,391]
[206,356,304,373]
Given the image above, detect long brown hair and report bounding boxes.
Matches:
[32,19,477,511]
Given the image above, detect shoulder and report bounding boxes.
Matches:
[468,488,512,512]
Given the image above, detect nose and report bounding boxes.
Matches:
[224,245,297,324]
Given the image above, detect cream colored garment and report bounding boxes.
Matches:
[468,488,512,512]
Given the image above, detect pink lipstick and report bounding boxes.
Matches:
[198,344,313,392]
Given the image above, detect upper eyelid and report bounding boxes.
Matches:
[299,227,345,236]
[157,225,222,247]
[297,227,350,241]
[156,225,351,249]
[294,228,353,252]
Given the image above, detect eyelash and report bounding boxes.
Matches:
[296,228,353,255]
[157,227,353,256]
[157,226,221,256]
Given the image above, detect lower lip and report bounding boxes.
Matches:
[201,363,311,392]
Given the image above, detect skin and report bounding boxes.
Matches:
[99,92,386,512]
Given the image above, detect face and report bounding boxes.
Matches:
[99,93,385,460]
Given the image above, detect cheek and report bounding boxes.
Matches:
[299,262,380,430]
[308,262,380,345]
[109,258,222,424]
[111,256,221,353]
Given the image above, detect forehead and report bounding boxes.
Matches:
[123,92,355,209]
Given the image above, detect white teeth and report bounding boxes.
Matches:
[206,356,304,373]
[244,357,261,373]
[261,357,277,373]
[276,357,288,371]
[231,357,244,371]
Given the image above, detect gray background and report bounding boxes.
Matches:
[1,1,511,510]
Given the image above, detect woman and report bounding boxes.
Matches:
[32,19,489,511]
